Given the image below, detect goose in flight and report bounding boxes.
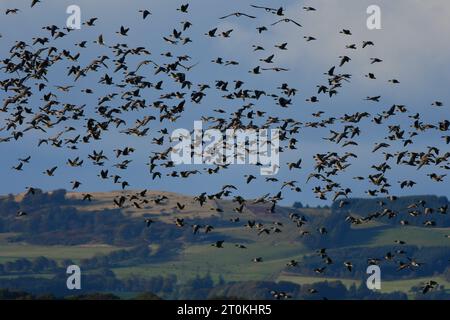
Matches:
[256,26,268,33]
[177,4,189,13]
[286,260,299,267]
[365,96,381,102]
[211,240,224,248]
[262,67,289,72]
[339,55,351,67]
[116,26,130,36]
[271,18,302,28]
[370,57,383,64]
[83,17,98,27]
[205,28,218,37]
[422,281,438,294]
[219,12,256,19]
[31,0,41,8]
[6,9,20,15]
[12,162,24,171]
[17,211,27,217]
[344,261,353,272]
[43,166,57,176]
[144,218,154,228]
[362,41,375,48]
[139,9,151,19]
[270,291,291,299]
[82,194,93,201]
[340,29,352,35]
[431,101,444,107]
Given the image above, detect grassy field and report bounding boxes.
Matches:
[367,226,450,247]
[113,239,307,283]
[334,224,450,249]
[0,237,122,263]
[277,274,359,288]
[64,190,224,223]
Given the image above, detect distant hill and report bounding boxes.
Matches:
[0,189,449,299]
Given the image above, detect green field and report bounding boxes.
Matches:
[278,274,359,288]
[113,239,307,283]
[0,241,122,264]
[367,226,450,247]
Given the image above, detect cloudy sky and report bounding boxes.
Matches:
[0,0,449,205]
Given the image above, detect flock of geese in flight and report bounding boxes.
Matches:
[1,1,449,297]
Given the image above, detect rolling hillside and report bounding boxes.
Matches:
[0,189,449,299]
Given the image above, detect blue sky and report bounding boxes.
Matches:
[0,0,449,206]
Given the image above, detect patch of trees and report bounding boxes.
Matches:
[0,288,35,300]
[1,271,446,300]
[0,269,175,298]
[207,280,408,300]
[292,202,303,209]
[0,256,58,275]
